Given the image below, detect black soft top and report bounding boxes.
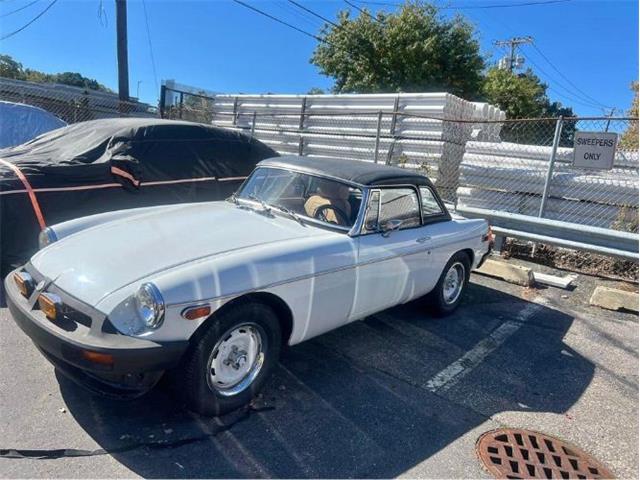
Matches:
[259,155,433,188]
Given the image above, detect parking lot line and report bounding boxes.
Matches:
[424,298,546,393]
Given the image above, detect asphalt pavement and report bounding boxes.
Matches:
[0,267,637,478]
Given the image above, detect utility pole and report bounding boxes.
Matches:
[494,36,533,72]
[116,0,130,105]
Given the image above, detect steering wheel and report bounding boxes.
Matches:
[314,204,350,226]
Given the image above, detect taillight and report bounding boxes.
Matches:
[482,225,494,244]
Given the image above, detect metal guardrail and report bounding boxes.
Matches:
[457,206,639,261]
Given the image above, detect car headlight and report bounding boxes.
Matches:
[38,227,58,249]
[135,283,165,329]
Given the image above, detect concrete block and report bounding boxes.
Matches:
[589,286,639,313]
[475,259,534,287]
[533,272,577,289]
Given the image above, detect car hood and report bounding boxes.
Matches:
[31,202,319,305]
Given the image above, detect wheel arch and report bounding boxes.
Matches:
[458,248,474,268]
[189,292,294,348]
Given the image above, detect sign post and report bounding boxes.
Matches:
[573,132,617,170]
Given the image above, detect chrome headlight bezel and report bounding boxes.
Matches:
[38,227,58,249]
[135,282,165,329]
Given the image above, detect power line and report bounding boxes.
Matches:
[469,7,611,112]
[0,0,57,41]
[275,1,323,30]
[354,0,572,9]
[530,42,611,109]
[0,0,41,18]
[286,0,340,28]
[141,0,159,95]
[343,0,381,22]
[231,0,327,43]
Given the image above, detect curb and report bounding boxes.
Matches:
[475,259,534,287]
[589,286,639,313]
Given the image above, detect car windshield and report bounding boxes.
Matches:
[236,167,363,228]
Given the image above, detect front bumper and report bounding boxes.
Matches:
[5,267,188,389]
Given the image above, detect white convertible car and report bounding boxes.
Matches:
[6,156,492,415]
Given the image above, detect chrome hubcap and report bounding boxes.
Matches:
[443,262,465,304]
[207,324,264,397]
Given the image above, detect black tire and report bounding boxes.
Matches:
[427,252,471,316]
[178,301,281,416]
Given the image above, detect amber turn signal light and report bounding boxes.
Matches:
[13,272,34,298]
[38,293,61,321]
[81,350,114,366]
[182,305,211,320]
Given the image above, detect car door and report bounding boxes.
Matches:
[350,186,433,319]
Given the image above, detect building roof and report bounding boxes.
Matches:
[258,155,433,187]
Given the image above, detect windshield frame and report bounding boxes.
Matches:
[232,166,368,235]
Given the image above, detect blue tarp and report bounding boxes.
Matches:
[0,101,66,148]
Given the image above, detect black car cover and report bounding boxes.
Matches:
[0,118,278,275]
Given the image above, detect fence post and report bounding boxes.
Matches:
[298,97,307,156]
[390,95,400,135]
[373,110,383,164]
[232,97,239,126]
[159,85,166,118]
[538,116,564,218]
[251,111,257,138]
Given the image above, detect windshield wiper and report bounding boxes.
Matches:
[247,194,273,215]
[273,204,305,226]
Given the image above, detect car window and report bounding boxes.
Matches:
[419,186,444,217]
[362,187,421,233]
[237,167,362,228]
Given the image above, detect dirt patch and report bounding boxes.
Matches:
[503,240,639,283]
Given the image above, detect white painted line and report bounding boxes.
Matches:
[424,298,545,393]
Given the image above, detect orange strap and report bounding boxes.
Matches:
[111,166,140,187]
[0,158,46,230]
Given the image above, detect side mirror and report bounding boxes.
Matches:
[380,219,403,237]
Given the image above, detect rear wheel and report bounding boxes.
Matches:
[427,252,471,316]
[178,301,281,416]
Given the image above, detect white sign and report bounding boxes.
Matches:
[573,132,617,170]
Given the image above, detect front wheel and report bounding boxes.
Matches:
[177,301,281,416]
[427,252,471,316]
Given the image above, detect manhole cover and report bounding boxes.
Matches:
[476,428,614,479]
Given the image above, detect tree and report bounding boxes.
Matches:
[0,54,26,80]
[0,54,111,92]
[310,2,485,98]
[307,87,325,95]
[620,81,638,150]
[482,67,548,119]
[482,66,576,145]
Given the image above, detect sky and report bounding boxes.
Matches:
[0,0,637,117]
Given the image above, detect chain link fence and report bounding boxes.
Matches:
[159,86,638,280]
[1,79,637,280]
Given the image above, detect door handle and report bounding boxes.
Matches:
[416,236,430,244]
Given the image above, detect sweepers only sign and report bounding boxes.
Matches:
[572,131,618,170]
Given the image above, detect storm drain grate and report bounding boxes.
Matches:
[476,428,614,479]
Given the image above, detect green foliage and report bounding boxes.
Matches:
[620,81,638,150]
[0,54,26,79]
[482,67,577,145]
[0,54,112,92]
[307,87,325,95]
[482,67,548,118]
[310,1,485,98]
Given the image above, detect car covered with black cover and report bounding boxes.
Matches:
[0,118,277,275]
